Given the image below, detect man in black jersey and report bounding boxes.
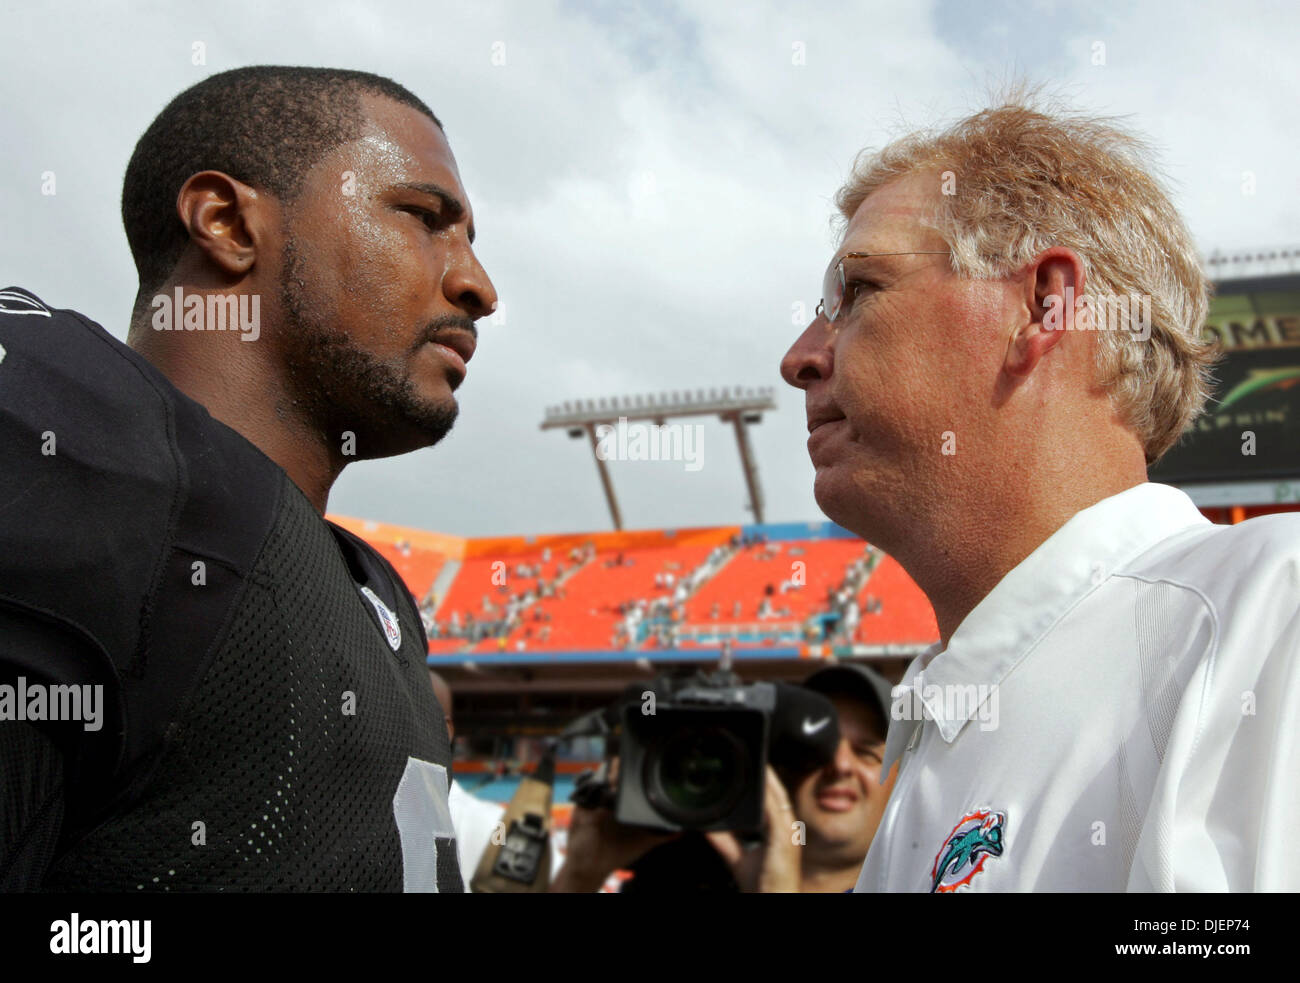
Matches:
[0,67,496,892]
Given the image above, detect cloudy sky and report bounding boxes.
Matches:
[3,0,1296,537]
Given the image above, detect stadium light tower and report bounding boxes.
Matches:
[1204,244,1300,281]
[541,387,778,529]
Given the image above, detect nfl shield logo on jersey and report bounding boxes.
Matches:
[930,808,1007,893]
[360,585,403,651]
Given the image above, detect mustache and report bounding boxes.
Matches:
[413,313,477,351]
[421,317,478,348]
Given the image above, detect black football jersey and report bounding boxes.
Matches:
[0,287,461,892]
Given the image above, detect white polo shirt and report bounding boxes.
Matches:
[855,482,1300,892]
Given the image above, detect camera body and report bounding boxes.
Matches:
[611,670,839,834]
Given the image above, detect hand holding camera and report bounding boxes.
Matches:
[704,765,803,893]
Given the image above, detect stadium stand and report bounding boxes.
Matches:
[331,514,942,660]
[852,553,940,645]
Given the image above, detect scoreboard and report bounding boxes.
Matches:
[1150,274,1300,488]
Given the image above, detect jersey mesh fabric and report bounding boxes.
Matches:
[44,482,460,892]
[0,723,65,889]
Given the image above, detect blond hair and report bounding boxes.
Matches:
[835,92,1217,464]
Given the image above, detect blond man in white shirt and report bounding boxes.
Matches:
[780,92,1299,892]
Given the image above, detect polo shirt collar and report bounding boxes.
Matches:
[897,482,1208,745]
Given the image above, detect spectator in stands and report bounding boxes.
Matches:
[820,612,839,642]
[842,601,861,640]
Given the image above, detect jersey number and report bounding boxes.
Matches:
[391,757,457,892]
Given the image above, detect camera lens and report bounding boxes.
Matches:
[647,726,748,826]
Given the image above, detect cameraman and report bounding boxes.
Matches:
[550,663,898,892]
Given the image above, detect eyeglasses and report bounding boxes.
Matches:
[816,251,950,324]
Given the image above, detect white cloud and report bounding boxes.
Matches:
[2,0,1295,536]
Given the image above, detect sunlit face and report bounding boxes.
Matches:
[274,92,498,459]
[790,695,889,860]
[779,172,1007,539]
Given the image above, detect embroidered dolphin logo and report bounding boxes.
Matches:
[930,809,1006,893]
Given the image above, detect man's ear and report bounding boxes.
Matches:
[1005,247,1087,378]
[174,171,266,278]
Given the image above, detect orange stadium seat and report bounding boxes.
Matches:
[499,544,716,650]
[854,554,940,645]
[338,517,940,656]
[366,542,446,602]
[436,551,564,618]
[685,539,869,626]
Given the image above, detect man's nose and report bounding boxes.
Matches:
[780,316,832,390]
[826,738,856,775]
[443,248,498,321]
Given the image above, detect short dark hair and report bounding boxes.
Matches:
[122,65,442,295]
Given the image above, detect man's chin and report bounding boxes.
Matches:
[812,468,856,529]
[398,388,459,440]
[813,461,898,541]
[401,414,457,454]
[349,402,458,459]
[806,811,870,847]
[412,399,458,444]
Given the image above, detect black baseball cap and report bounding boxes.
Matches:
[801,662,894,738]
